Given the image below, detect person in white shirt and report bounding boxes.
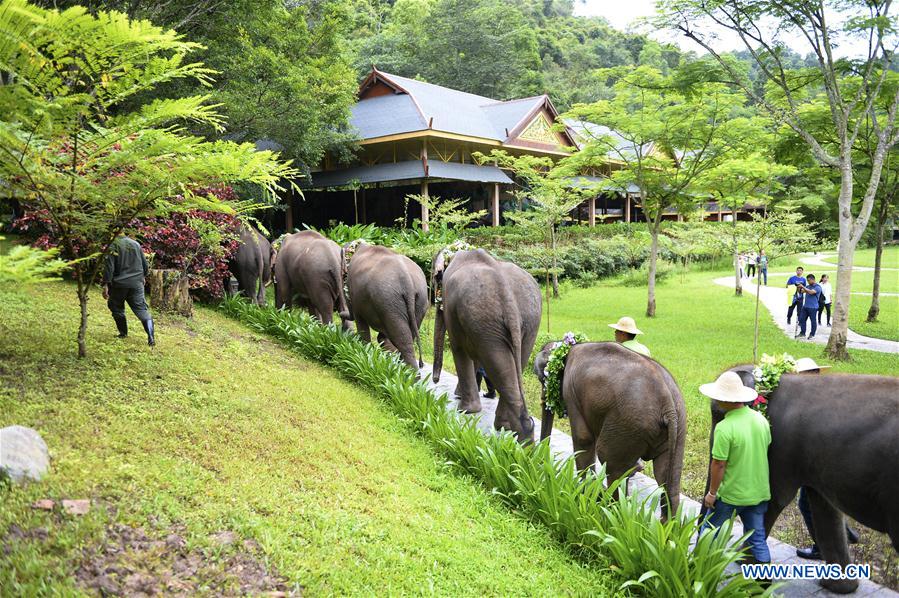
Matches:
[817,274,833,327]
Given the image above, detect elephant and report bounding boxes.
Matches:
[431,248,541,443]
[533,341,687,521]
[274,230,350,330]
[704,369,899,593]
[228,225,273,306]
[342,242,428,369]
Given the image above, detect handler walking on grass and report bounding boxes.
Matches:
[102,234,155,346]
[608,316,650,357]
[700,371,772,565]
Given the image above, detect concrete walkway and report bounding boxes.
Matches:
[419,364,897,597]
[712,272,899,355]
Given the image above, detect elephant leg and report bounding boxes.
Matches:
[382,317,417,370]
[255,273,266,305]
[356,318,372,344]
[569,406,597,475]
[483,351,534,442]
[311,290,334,325]
[807,489,858,594]
[651,446,678,521]
[451,345,481,414]
[596,428,646,503]
[276,281,292,309]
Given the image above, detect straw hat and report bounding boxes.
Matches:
[608,316,642,335]
[699,372,758,403]
[794,357,831,373]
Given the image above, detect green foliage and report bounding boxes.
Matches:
[541,332,588,418]
[403,194,487,233]
[0,0,297,355]
[221,297,770,597]
[0,236,67,285]
[616,261,676,287]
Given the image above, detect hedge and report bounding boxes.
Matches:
[220,298,770,597]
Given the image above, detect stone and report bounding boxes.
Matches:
[31,499,55,511]
[0,425,50,483]
[211,530,238,546]
[62,499,91,516]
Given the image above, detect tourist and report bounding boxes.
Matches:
[817,274,832,327]
[796,273,822,340]
[737,253,745,279]
[791,358,860,559]
[608,316,650,357]
[102,234,155,346]
[746,253,756,279]
[700,371,771,566]
[786,266,806,324]
[758,250,769,285]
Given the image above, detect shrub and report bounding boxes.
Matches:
[220,298,768,598]
[616,261,676,287]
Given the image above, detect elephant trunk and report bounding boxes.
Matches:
[432,308,446,383]
[661,408,683,523]
[540,406,554,442]
[336,248,352,323]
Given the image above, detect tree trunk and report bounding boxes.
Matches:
[545,269,551,333]
[753,262,762,362]
[733,214,742,296]
[147,269,192,317]
[646,217,660,317]
[550,225,559,298]
[866,200,887,322]
[825,166,859,360]
[76,276,89,359]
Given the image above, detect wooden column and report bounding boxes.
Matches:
[625,196,631,223]
[492,183,501,227]
[285,195,294,233]
[588,197,596,227]
[421,140,429,232]
[421,180,430,232]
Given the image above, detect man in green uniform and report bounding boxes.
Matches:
[102,234,155,346]
[608,316,650,357]
[700,371,771,564]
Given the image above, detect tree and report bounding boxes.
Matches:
[36,0,358,167]
[0,0,297,357]
[744,210,816,361]
[561,66,750,316]
[354,0,543,99]
[0,237,67,285]
[658,0,899,359]
[699,125,796,296]
[866,148,898,322]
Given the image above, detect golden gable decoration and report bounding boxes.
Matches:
[518,114,559,145]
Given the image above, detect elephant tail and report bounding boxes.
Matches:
[661,399,683,522]
[403,285,423,369]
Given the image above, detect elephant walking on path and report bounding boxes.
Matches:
[432,248,541,444]
[228,225,273,306]
[534,342,686,520]
[274,231,350,330]
[707,370,899,594]
[343,242,428,369]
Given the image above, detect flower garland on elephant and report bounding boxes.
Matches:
[341,239,365,300]
[751,353,797,419]
[433,240,472,311]
[542,332,588,418]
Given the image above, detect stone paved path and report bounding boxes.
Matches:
[712,267,899,355]
[419,364,898,597]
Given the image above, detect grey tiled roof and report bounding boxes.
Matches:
[350,72,546,142]
[307,160,512,189]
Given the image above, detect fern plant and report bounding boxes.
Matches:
[0,0,298,357]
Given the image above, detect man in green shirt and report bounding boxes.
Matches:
[608,316,650,357]
[102,234,155,346]
[699,371,771,564]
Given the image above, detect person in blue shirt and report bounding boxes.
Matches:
[796,273,823,339]
[785,266,806,324]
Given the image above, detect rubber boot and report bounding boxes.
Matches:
[142,319,156,347]
[113,315,128,338]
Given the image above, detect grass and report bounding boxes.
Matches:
[0,282,618,595]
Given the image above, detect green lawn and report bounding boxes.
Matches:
[0,282,616,595]
[823,245,899,269]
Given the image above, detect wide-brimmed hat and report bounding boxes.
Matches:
[794,357,831,373]
[699,372,758,403]
[608,316,642,335]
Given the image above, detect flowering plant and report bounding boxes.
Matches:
[751,352,797,419]
[434,240,472,310]
[542,332,588,418]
